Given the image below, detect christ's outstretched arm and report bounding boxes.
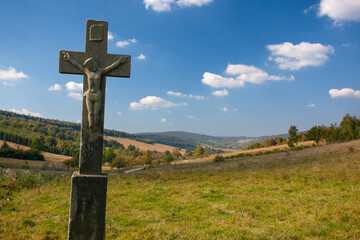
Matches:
[63,52,85,73]
[102,56,128,74]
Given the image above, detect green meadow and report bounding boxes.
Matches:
[1,140,360,239]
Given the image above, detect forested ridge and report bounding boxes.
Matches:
[0,110,150,157]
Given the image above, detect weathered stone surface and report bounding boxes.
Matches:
[68,172,108,240]
[59,19,132,239]
[59,19,131,174]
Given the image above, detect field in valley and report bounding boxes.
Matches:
[0,140,359,239]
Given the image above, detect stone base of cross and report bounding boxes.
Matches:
[59,19,131,239]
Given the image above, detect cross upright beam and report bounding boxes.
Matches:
[59,19,131,240]
[60,19,131,175]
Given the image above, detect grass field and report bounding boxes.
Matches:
[1,140,359,239]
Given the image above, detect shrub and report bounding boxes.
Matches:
[214,155,225,162]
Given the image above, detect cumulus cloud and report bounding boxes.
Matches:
[329,88,360,99]
[318,0,360,24]
[267,42,334,70]
[48,84,62,91]
[116,38,137,48]
[161,118,167,123]
[143,0,213,12]
[0,66,28,85]
[167,91,204,100]
[130,96,185,110]
[66,81,83,91]
[68,92,82,101]
[108,31,114,40]
[202,64,293,88]
[117,111,122,116]
[9,108,42,117]
[222,107,228,112]
[137,54,146,60]
[306,103,316,107]
[177,0,213,7]
[212,89,229,96]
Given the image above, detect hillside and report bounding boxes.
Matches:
[1,140,359,239]
[0,110,157,156]
[136,131,288,150]
[0,110,289,154]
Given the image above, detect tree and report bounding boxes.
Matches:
[288,125,299,147]
[110,156,126,169]
[30,137,44,151]
[307,125,327,146]
[162,151,174,162]
[63,151,79,168]
[171,148,182,160]
[103,148,116,163]
[143,150,153,164]
[193,146,205,157]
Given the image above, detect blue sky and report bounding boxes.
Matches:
[0,0,359,137]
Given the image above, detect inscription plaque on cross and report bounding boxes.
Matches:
[59,19,131,239]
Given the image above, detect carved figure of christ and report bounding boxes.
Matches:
[63,52,128,132]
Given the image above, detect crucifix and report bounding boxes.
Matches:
[59,19,131,239]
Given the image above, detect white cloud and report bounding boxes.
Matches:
[66,81,83,91]
[329,88,360,99]
[116,38,137,48]
[108,31,114,40]
[137,54,146,60]
[117,111,122,116]
[202,72,242,88]
[143,0,213,12]
[48,84,62,91]
[0,67,28,82]
[144,0,174,11]
[318,0,360,24]
[177,0,213,7]
[161,118,167,123]
[222,107,228,112]
[202,64,293,88]
[267,42,334,70]
[167,91,204,100]
[306,103,316,107]
[9,108,42,117]
[187,115,200,120]
[304,4,317,14]
[130,96,185,110]
[68,92,82,101]
[2,82,15,87]
[212,89,229,96]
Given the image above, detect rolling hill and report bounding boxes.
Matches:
[136,131,289,150]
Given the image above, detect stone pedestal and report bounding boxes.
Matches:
[68,172,108,240]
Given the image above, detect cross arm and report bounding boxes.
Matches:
[59,50,85,75]
[104,54,131,78]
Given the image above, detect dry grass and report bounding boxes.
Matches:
[174,140,318,165]
[105,136,186,154]
[0,140,70,163]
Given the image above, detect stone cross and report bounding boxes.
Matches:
[59,19,131,239]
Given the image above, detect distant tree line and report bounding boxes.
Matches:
[0,110,154,157]
[0,141,44,161]
[244,113,360,150]
[304,113,360,145]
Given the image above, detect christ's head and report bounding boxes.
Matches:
[84,57,98,72]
